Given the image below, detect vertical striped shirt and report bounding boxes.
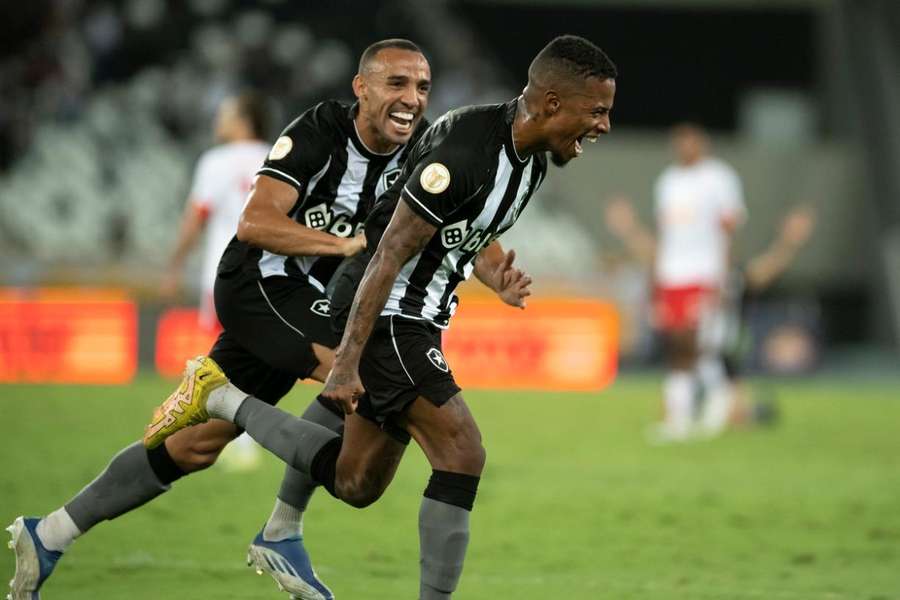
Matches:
[371,100,547,328]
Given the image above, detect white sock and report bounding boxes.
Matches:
[263,498,304,542]
[207,382,249,422]
[697,355,733,434]
[232,432,257,453]
[663,370,695,436]
[36,508,82,552]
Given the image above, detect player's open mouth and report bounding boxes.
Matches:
[574,134,599,156]
[389,111,415,132]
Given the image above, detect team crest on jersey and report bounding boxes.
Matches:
[426,347,449,372]
[304,203,331,229]
[440,220,468,248]
[420,163,450,194]
[269,136,293,160]
[382,167,402,190]
[310,299,330,317]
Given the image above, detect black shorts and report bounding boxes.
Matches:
[326,250,372,338]
[357,314,461,424]
[210,269,339,405]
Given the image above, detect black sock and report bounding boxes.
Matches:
[423,470,480,511]
[309,436,342,498]
[146,443,186,485]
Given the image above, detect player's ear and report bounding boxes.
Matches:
[544,90,560,116]
[352,74,366,101]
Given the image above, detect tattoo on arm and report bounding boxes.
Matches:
[336,199,437,367]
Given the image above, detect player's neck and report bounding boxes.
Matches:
[354,117,399,155]
[511,96,542,158]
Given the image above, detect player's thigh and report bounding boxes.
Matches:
[358,315,461,423]
[335,413,407,501]
[208,328,298,404]
[215,271,337,381]
[406,393,485,476]
[665,328,699,369]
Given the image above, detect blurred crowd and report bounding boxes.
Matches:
[0,0,516,273]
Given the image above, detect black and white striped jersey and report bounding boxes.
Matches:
[373,99,547,328]
[219,100,425,291]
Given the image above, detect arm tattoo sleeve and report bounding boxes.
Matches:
[335,199,437,367]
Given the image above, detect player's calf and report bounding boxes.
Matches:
[164,419,241,473]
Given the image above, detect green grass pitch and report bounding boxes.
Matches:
[1,374,899,599]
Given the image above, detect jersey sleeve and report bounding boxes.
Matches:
[400,143,484,227]
[257,107,332,193]
[188,151,221,213]
[717,165,746,228]
[652,171,668,226]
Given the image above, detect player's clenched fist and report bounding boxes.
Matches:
[321,366,364,414]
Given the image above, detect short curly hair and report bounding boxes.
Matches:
[529,35,617,85]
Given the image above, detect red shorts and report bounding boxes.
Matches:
[653,284,715,331]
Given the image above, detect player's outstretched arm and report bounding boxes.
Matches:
[323,198,436,413]
[603,195,656,266]
[160,200,208,299]
[238,175,366,258]
[474,241,531,309]
[744,204,816,291]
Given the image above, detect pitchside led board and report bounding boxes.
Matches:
[156,292,620,392]
[0,287,618,391]
[0,288,137,384]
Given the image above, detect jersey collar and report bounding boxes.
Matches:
[504,98,528,167]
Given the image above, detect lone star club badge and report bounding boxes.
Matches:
[382,167,402,190]
[268,136,292,160]
[420,163,450,194]
[426,347,449,372]
[310,299,331,317]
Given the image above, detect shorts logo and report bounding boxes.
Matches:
[441,220,468,248]
[269,136,293,160]
[426,347,449,372]
[305,203,331,229]
[420,163,450,194]
[310,299,330,317]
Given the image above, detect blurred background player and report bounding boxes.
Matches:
[160,91,272,470]
[605,182,817,437]
[605,123,746,441]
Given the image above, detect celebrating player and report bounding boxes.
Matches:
[140,35,617,599]
[8,39,432,600]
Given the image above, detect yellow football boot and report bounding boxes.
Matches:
[143,356,227,449]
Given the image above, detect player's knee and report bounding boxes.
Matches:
[335,473,385,509]
[441,425,486,475]
[460,440,486,475]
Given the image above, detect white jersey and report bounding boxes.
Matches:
[188,140,269,304]
[654,157,745,287]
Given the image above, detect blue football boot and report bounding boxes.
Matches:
[6,517,62,600]
[247,529,333,600]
